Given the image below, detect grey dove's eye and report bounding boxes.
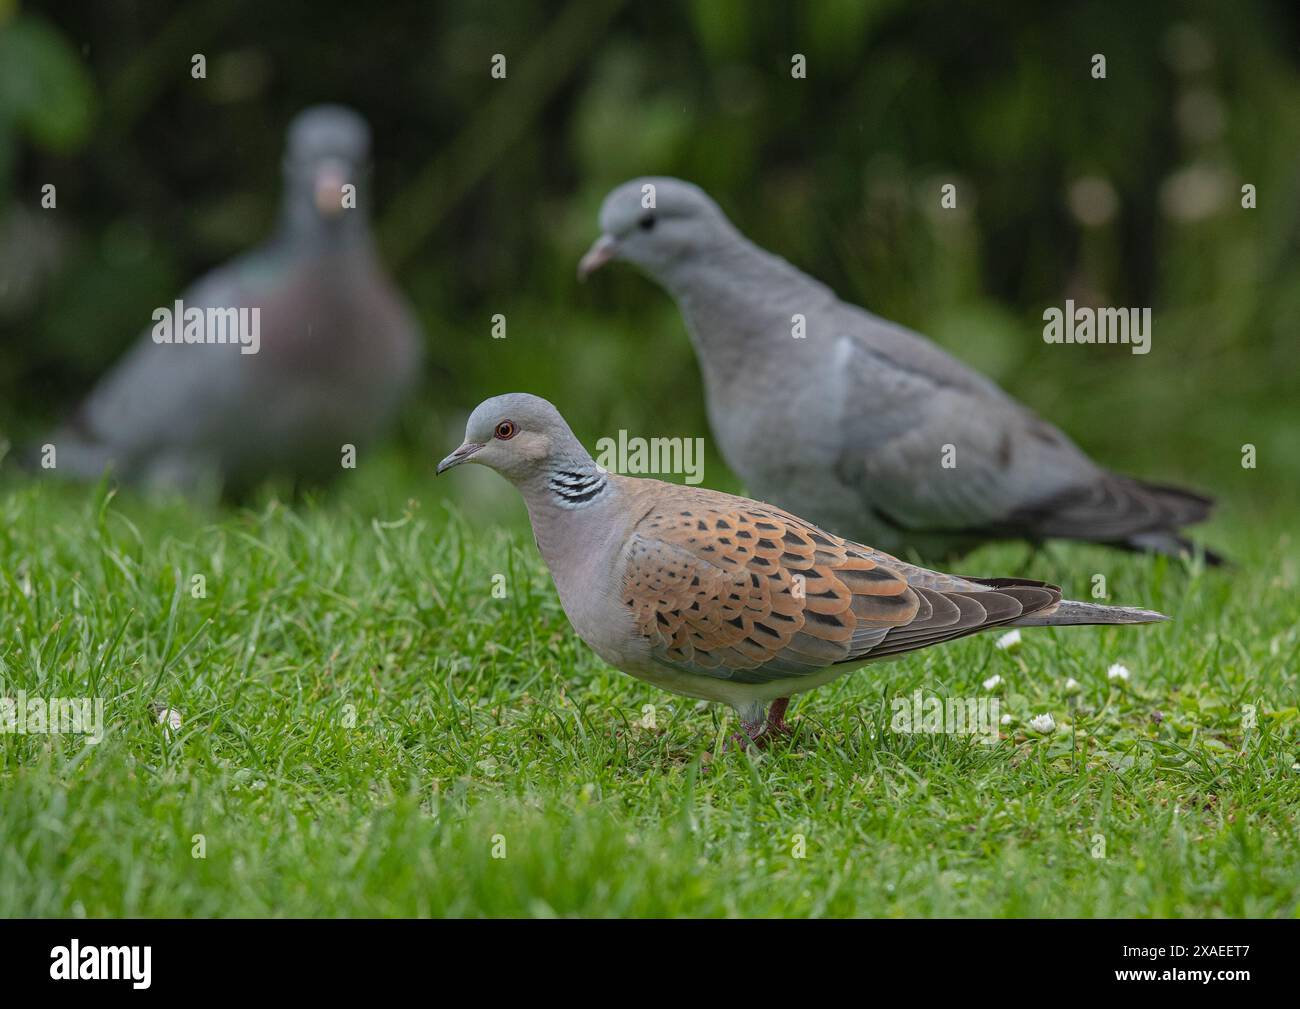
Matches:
[638,214,655,231]
[494,420,517,440]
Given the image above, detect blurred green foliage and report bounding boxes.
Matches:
[0,0,1297,511]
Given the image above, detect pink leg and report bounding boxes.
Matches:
[766,697,793,736]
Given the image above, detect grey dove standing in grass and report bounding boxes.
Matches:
[579,177,1223,565]
[38,104,422,495]
[438,393,1169,745]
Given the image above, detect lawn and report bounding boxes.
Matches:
[0,468,1296,918]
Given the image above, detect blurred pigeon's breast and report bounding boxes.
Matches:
[217,252,419,480]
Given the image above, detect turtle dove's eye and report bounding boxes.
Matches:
[494,420,517,440]
[638,214,655,231]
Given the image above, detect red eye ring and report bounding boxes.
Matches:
[494,420,517,440]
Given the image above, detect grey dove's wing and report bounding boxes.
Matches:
[831,303,1213,547]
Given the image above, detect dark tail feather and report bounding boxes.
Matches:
[966,577,1167,627]
[998,474,1227,565]
[1128,477,1214,528]
[1011,598,1169,627]
[1121,529,1230,568]
[9,431,117,480]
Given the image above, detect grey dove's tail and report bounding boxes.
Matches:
[1122,528,1228,568]
[1009,598,1169,627]
[1110,477,1228,566]
[973,474,1227,565]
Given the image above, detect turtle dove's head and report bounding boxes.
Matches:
[437,393,590,485]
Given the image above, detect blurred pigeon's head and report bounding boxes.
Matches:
[282,104,372,229]
[579,177,735,281]
[437,393,589,484]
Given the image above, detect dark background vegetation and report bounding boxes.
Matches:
[1,0,1297,519]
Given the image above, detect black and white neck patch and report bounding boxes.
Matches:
[548,467,609,507]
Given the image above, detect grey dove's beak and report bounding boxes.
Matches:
[314,159,350,217]
[577,235,618,280]
[436,443,482,475]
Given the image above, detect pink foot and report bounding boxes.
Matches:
[728,718,766,750]
[729,699,795,750]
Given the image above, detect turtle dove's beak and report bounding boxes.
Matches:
[577,235,618,280]
[437,442,482,475]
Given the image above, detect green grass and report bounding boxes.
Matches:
[0,471,1296,918]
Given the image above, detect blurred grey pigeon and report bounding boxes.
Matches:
[580,177,1223,565]
[39,104,422,495]
[438,393,1169,745]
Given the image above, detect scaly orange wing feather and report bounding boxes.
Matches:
[621,490,1061,684]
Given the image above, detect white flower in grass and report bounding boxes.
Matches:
[983,674,1002,690]
[1000,713,1013,726]
[1029,713,1056,734]
[153,705,183,736]
[1064,677,1082,695]
[1107,663,1131,683]
[995,629,1022,651]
